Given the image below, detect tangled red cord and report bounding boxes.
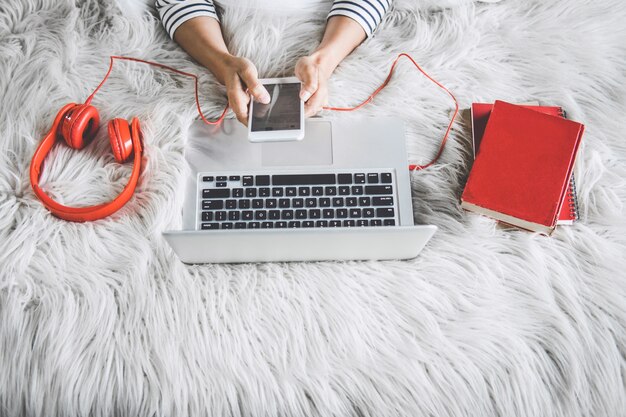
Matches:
[87,54,458,171]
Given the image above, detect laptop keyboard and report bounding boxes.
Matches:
[196,170,399,230]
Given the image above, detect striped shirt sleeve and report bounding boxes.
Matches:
[328,0,391,37]
[155,0,219,39]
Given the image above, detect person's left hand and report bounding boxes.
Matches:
[295,55,330,117]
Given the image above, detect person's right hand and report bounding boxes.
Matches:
[222,56,270,126]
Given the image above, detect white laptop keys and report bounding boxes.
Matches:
[163,118,437,263]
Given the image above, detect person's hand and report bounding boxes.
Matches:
[222,56,270,125]
[295,55,330,117]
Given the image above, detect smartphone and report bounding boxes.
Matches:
[248,77,305,142]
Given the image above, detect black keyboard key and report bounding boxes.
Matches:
[238,199,251,209]
[373,196,394,206]
[261,222,273,229]
[312,187,323,196]
[367,173,379,184]
[242,211,253,221]
[349,208,361,218]
[343,220,356,227]
[288,221,301,228]
[351,186,364,195]
[228,211,240,221]
[305,198,317,208]
[329,220,341,227]
[381,173,393,184]
[269,210,281,220]
[259,187,271,197]
[354,173,366,184]
[336,209,348,218]
[371,219,382,226]
[203,200,224,210]
[203,189,229,199]
[279,199,290,208]
[216,182,227,187]
[295,209,307,219]
[255,211,267,220]
[235,222,246,229]
[363,208,375,218]
[215,211,227,221]
[293,198,304,208]
[316,220,329,227]
[221,222,233,229]
[272,188,284,197]
[384,219,396,226]
[376,208,395,217]
[356,220,368,227]
[338,174,352,184]
[201,212,213,222]
[323,209,334,219]
[275,221,287,228]
[332,197,344,207]
[339,186,350,196]
[358,197,371,206]
[282,210,294,220]
[346,197,357,207]
[229,175,240,181]
[202,176,214,182]
[226,199,237,209]
[248,222,260,229]
[298,187,310,196]
[245,188,257,198]
[324,186,337,196]
[272,174,336,186]
[217,176,227,181]
[233,188,244,198]
[302,221,314,228]
[309,209,321,219]
[256,175,270,186]
[242,176,253,186]
[265,198,277,208]
[252,199,263,209]
[319,198,331,207]
[286,187,297,196]
[201,223,219,230]
[365,185,393,195]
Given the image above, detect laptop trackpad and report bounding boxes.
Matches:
[261,121,332,166]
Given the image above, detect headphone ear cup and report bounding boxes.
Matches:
[108,118,134,163]
[60,104,100,149]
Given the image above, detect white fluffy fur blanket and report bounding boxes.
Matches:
[1,0,625,416]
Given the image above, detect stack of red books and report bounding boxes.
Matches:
[462,100,584,234]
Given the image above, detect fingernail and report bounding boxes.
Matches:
[301,91,312,102]
[259,92,270,104]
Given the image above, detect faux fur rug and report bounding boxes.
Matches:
[1,0,625,416]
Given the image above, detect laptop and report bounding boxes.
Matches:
[163,117,436,263]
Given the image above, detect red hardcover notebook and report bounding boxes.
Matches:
[461,100,584,234]
[471,103,579,224]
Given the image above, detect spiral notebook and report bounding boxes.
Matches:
[470,102,579,225]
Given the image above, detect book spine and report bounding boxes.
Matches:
[567,175,579,221]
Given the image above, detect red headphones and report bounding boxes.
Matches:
[30,103,144,222]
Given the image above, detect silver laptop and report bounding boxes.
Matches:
[163,117,436,263]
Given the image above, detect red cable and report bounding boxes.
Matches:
[88,54,457,171]
[85,55,228,125]
[323,53,459,171]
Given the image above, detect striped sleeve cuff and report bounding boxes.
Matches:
[328,0,391,38]
[155,0,219,39]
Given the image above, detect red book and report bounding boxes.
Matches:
[471,103,579,225]
[462,101,584,234]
